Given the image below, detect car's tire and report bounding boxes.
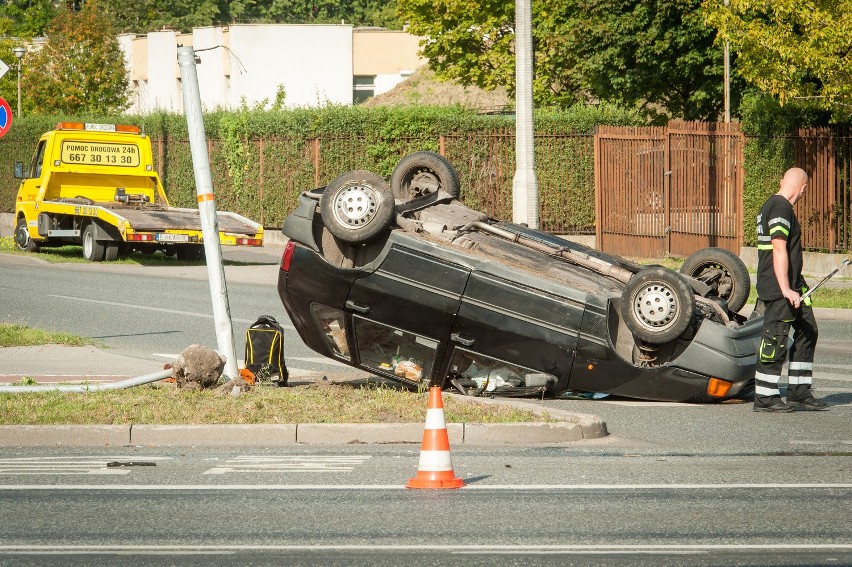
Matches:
[622,267,695,344]
[104,243,120,262]
[320,170,395,244]
[14,217,39,253]
[390,151,461,202]
[679,247,750,313]
[82,224,106,262]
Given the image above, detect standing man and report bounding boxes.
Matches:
[754,167,828,412]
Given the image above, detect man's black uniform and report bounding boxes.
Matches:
[754,195,818,408]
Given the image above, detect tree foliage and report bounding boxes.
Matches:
[24,4,129,114]
[703,0,852,121]
[89,0,402,33]
[0,0,56,37]
[399,0,731,121]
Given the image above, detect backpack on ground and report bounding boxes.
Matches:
[244,315,288,386]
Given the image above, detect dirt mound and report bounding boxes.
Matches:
[365,67,511,113]
[171,344,226,390]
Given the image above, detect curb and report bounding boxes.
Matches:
[0,421,602,447]
[0,402,607,447]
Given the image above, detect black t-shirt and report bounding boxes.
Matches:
[756,194,804,300]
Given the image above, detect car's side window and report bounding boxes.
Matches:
[310,304,350,360]
[447,348,556,392]
[353,316,438,383]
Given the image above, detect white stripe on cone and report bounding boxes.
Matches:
[424,408,447,429]
[417,450,454,472]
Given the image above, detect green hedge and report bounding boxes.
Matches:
[3,100,846,240]
[0,103,644,231]
[739,93,837,246]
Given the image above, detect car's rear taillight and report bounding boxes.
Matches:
[707,377,733,398]
[281,240,295,272]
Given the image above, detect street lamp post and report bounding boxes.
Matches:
[12,47,25,118]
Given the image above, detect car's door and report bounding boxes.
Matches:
[444,271,584,390]
[345,244,470,383]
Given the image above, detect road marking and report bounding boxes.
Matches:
[0,483,850,490]
[0,456,171,476]
[602,401,699,407]
[46,294,294,329]
[288,357,351,367]
[789,439,852,445]
[0,544,850,553]
[203,455,372,475]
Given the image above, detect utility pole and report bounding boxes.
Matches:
[12,47,25,118]
[512,0,539,228]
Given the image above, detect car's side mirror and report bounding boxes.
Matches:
[14,162,27,179]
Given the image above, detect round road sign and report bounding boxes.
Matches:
[0,97,11,139]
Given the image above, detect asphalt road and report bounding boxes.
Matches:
[0,446,850,567]
[1,249,851,566]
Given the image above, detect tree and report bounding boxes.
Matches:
[703,0,852,121]
[90,0,402,33]
[0,0,57,37]
[24,4,129,114]
[399,0,733,120]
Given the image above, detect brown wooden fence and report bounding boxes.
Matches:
[791,127,852,253]
[4,123,849,255]
[594,121,744,257]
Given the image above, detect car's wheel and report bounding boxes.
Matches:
[82,224,106,262]
[320,170,395,244]
[390,151,461,202]
[679,247,750,313]
[622,267,695,344]
[14,217,39,253]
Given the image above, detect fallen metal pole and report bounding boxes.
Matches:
[0,368,173,394]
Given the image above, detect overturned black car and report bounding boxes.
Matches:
[277,152,761,402]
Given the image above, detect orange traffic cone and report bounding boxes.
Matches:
[406,386,465,489]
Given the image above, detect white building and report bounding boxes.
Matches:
[118,25,426,113]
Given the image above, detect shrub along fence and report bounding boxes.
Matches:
[1,107,849,253]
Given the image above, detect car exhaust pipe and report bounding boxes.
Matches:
[461,221,635,283]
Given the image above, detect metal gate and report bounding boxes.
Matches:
[594,121,744,258]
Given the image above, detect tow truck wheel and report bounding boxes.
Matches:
[104,243,119,262]
[82,224,106,262]
[176,244,205,262]
[622,267,695,344]
[14,217,39,253]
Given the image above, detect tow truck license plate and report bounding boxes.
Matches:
[156,233,190,243]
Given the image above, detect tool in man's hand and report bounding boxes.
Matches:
[801,258,852,301]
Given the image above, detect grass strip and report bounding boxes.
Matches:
[0,323,98,348]
[0,383,549,425]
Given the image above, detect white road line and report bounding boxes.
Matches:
[0,544,850,553]
[0,483,850,490]
[789,439,852,445]
[0,456,171,476]
[204,455,372,475]
[46,294,294,329]
[288,357,351,367]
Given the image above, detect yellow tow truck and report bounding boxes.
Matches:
[13,122,263,261]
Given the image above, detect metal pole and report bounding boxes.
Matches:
[723,0,730,122]
[16,58,21,117]
[512,0,539,228]
[177,46,238,381]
